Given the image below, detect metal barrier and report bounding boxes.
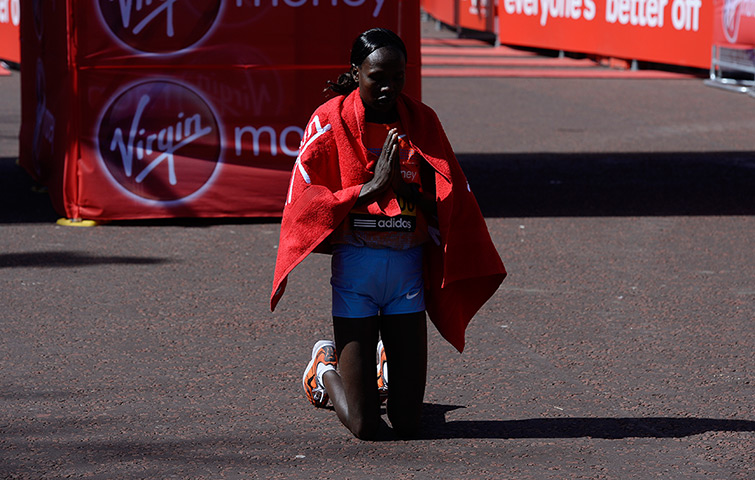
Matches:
[704,44,755,97]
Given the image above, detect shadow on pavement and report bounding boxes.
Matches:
[0,157,281,226]
[460,151,755,217]
[0,251,171,268]
[4,151,754,223]
[420,403,755,440]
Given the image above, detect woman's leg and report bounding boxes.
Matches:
[321,315,382,440]
[379,311,428,438]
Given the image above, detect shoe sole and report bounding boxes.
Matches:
[302,340,334,408]
[377,340,388,402]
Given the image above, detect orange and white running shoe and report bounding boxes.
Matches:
[302,340,337,408]
[376,340,388,403]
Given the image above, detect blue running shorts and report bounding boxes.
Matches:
[331,244,425,318]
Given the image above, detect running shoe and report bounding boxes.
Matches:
[302,340,337,408]
[376,340,388,403]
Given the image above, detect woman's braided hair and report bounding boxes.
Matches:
[326,28,408,95]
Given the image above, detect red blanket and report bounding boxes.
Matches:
[271,90,506,352]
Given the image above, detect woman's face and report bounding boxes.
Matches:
[353,46,406,121]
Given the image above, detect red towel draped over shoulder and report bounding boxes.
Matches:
[270,90,506,352]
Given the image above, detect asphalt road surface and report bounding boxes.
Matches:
[1,29,754,479]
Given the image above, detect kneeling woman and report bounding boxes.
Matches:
[270,28,506,440]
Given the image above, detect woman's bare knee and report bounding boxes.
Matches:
[350,414,380,440]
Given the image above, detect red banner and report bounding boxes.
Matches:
[0,0,20,63]
[18,0,73,215]
[422,0,496,33]
[713,0,755,46]
[421,0,457,26]
[423,0,713,69]
[77,1,417,67]
[20,0,421,220]
[74,67,354,219]
[458,0,496,32]
[499,0,712,69]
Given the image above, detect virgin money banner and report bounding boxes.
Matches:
[0,0,20,63]
[74,67,347,219]
[78,0,413,67]
[499,0,712,69]
[713,0,755,46]
[20,0,421,220]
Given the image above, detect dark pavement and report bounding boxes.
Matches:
[1,23,754,479]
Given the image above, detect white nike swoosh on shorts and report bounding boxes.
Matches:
[406,291,420,300]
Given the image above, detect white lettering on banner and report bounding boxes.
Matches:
[539,0,596,25]
[98,0,221,53]
[114,0,178,36]
[605,0,701,31]
[724,0,755,43]
[235,0,385,18]
[0,0,21,25]
[109,94,214,185]
[234,125,303,157]
[606,0,668,27]
[504,0,702,31]
[504,0,541,17]
[671,0,701,31]
[504,0,595,26]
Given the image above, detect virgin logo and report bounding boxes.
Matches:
[723,0,755,44]
[97,81,222,204]
[98,0,221,53]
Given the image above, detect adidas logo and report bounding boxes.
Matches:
[351,215,416,232]
[377,217,413,230]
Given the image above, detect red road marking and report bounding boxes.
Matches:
[420,41,704,79]
[421,45,540,57]
[421,37,491,47]
[422,67,701,79]
[423,56,597,67]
